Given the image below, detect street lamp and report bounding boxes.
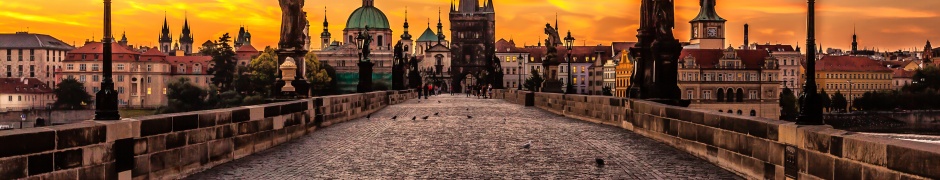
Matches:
[95,0,120,120]
[564,31,575,94]
[797,0,823,125]
[356,26,374,93]
[847,79,853,113]
[518,54,524,90]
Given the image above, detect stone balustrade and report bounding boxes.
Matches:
[0,90,416,179]
[494,89,940,180]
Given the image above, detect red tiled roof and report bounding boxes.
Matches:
[65,42,140,62]
[516,46,613,64]
[755,44,795,52]
[817,56,892,72]
[0,78,53,94]
[139,48,168,62]
[679,49,770,69]
[893,69,915,78]
[236,44,258,52]
[167,56,213,75]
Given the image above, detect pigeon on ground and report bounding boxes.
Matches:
[422,116,429,120]
[521,140,532,150]
[412,116,417,121]
[438,101,441,103]
[467,115,473,119]
[434,112,439,116]
[367,113,372,119]
[596,158,605,167]
[391,116,398,120]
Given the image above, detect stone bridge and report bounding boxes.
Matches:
[0,89,938,180]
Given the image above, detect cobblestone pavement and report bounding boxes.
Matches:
[186,95,741,179]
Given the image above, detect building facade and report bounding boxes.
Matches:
[449,0,497,91]
[496,39,529,89]
[614,50,633,98]
[0,32,74,89]
[314,0,395,93]
[0,78,55,112]
[815,56,893,110]
[756,44,802,95]
[678,48,781,119]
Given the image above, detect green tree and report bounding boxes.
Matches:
[53,78,92,110]
[209,33,237,92]
[831,91,848,112]
[249,47,278,97]
[157,78,207,114]
[305,51,332,96]
[779,87,799,121]
[819,89,832,111]
[523,69,544,91]
[233,66,252,94]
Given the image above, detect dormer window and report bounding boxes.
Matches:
[193,64,201,73]
[178,64,186,73]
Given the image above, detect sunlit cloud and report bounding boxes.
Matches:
[0,0,936,51]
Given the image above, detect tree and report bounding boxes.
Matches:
[233,66,252,95]
[305,51,332,96]
[209,33,238,92]
[819,89,832,111]
[53,78,92,110]
[602,86,613,96]
[779,87,798,121]
[831,91,848,112]
[157,78,207,114]
[249,47,278,97]
[523,68,544,91]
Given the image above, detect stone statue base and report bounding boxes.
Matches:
[541,79,564,93]
[357,61,374,93]
[274,48,309,98]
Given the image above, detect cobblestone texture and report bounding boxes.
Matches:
[186,95,741,179]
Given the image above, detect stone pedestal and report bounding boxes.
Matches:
[274,48,309,98]
[357,61,374,93]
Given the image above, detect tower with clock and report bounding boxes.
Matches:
[689,0,726,49]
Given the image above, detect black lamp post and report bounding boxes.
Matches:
[564,31,575,94]
[95,0,120,120]
[797,0,823,125]
[518,54,524,90]
[356,26,374,93]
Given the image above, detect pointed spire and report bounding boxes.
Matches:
[401,7,412,40]
[437,7,445,45]
[555,13,559,31]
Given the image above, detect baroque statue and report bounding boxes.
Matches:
[279,0,305,49]
[628,0,687,106]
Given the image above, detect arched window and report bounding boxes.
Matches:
[716,88,724,102]
[177,64,185,73]
[377,35,384,47]
[737,110,743,115]
[726,88,734,102]
[193,64,201,74]
[750,110,757,116]
[718,110,723,113]
[727,110,733,114]
[736,88,744,102]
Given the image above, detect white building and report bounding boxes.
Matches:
[0,78,55,112]
[0,32,75,89]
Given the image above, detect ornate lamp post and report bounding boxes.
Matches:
[95,0,120,120]
[797,0,824,125]
[564,31,575,94]
[518,54,524,90]
[847,79,853,113]
[356,26,374,93]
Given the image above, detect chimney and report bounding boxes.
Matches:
[744,24,749,50]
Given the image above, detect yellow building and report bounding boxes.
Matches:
[815,56,893,110]
[614,50,633,98]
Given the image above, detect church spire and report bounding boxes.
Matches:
[321,7,332,49]
[179,11,193,44]
[401,8,412,40]
[851,25,858,54]
[691,0,725,22]
[437,7,445,45]
[555,13,559,31]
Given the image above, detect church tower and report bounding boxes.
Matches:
[399,8,413,55]
[689,0,726,49]
[320,8,332,49]
[925,40,933,60]
[118,31,128,46]
[159,16,173,54]
[179,14,194,56]
[851,28,858,54]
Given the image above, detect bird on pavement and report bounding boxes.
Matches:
[434,112,439,116]
[412,116,416,121]
[503,118,506,124]
[596,158,605,167]
[421,116,429,120]
[367,113,372,119]
[521,140,532,150]
[391,116,398,120]
[467,115,473,119]
[438,101,441,103]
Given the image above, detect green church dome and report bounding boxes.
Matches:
[346,6,390,29]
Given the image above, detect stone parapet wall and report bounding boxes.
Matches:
[491,89,939,180]
[0,90,416,179]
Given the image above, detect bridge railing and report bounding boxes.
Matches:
[0,90,416,179]
[493,89,940,180]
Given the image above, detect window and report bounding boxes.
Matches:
[117,64,125,71]
[118,87,124,94]
[163,88,167,94]
[18,49,23,61]
[703,91,712,100]
[687,90,694,99]
[178,64,186,73]
[79,75,86,82]
[117,75,124,82]
[750,90,758,99]
[93,87,99,93]
[92,75,99,82]
[147,76,152,83]
[147,65,152,72]
[147,88,152,95]
[79,64,87,71]
[5,50,10,61]
[92,64,99,71]
[193,64,202,73]
[67,64,74,70]
[29,49,34,61]
[7,96,11,101]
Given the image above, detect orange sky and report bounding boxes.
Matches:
[2,0,938,52]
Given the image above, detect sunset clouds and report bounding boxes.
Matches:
[1,0,937,51]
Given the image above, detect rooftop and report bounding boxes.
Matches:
[816,56,892,72]
[0,78,53,94]
[0,32,75,51]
